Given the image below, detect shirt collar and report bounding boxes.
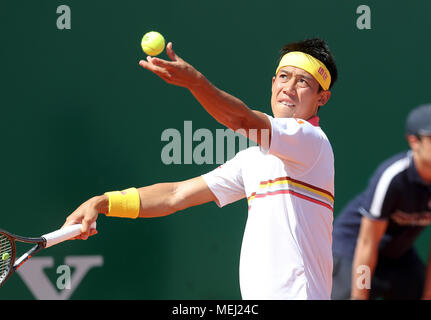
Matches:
[306,116,320,127]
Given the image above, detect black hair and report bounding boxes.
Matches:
[279,38,338,91]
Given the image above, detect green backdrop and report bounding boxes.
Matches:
[1,0,430,299]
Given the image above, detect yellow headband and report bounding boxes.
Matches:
[275,51,331,90]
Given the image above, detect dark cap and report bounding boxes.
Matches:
[406,104,431,136]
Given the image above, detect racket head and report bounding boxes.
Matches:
[0,229,45,288]
[0,223,94,288]
[0,230,17,287]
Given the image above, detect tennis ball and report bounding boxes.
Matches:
[2,252,10,261]
[141,31,165,56]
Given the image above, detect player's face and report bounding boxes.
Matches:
[271,66,330,119]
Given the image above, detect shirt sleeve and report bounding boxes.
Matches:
[201,152,246,208]
[264,114,323,170]
[358,170,400,221]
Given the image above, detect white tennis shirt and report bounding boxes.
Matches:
[202,114,334,300]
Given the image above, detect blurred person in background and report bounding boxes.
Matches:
[332,104,431,300]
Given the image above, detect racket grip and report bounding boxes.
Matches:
[43,222,97,248]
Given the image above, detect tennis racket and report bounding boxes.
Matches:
[0,222,96,288]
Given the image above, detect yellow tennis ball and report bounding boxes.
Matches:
[141,31,165,56]
[2,252,10,261]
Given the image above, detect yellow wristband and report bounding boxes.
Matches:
[104,187,140,219]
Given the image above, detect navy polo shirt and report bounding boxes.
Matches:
[332,151,431,259]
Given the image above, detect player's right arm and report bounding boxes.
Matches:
[350,216,388,300]
[137,176,217,218]
[63,177,216,239]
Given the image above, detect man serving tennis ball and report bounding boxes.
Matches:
[63,37,338,299]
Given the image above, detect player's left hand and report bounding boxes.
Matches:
[139,42,203,89]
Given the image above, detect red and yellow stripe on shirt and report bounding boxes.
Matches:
[247,176,334,211]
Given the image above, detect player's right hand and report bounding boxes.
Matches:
[62,195,108,240]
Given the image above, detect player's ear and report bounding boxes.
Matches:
[317,90,331,107]
[406,134,420,151]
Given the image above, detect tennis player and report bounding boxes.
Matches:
[63,38,338,300]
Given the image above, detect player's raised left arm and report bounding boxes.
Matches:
[139,42,271,147]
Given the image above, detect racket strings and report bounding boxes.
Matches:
[0,234,13,282]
